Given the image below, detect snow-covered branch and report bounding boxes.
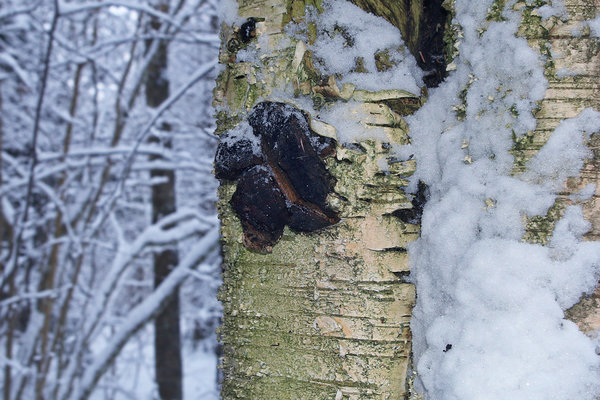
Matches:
[68,227,219,400]
[89,58,217,233]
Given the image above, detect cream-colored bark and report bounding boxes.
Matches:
[214,1,421,399]
[511,0,600,335]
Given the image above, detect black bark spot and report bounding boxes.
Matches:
[392,270,410,283]
[417,0,449,88]
[216,102,339,252]
[239,18,257,43]
[392,181,429,225]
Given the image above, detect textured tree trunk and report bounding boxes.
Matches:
[215,0,600,399]
[513,0,600,337]
[214,1,427,399]
[145,1,183,398]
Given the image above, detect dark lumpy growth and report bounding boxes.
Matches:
[249,102,335,209]
[230,165,288,251]
[215,101,339,252]
[239,18,257,43]
[214,135,262,180]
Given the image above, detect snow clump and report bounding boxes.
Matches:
[308,0,424,94]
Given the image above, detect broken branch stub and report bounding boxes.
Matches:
[215,101,339,252]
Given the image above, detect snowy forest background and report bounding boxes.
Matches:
[0,0,222,399]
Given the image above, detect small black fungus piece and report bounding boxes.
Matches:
[239,18,257,43]
[392,181,429,225]
[443,344,453,353]
[230,165,289,253]
[214,137,262,180]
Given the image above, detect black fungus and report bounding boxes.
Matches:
[214,135,262,181]
[216,101,339,252]
[230,165,289,252]
[261,117,333,209]
[288,203,338,232]
[239,18,257,43]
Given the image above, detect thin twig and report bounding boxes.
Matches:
[88,59,216,235]
[0,0,61,295]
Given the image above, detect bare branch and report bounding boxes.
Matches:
[0,0,60,294]
[68,227,219,400]
[88,58,217,234]
[0,0,43,21]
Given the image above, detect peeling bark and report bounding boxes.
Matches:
[214,1,422,398]
[215,0,600,398]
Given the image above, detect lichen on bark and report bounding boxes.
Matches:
[214,0,424,398]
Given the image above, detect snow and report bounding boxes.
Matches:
[556,67,580,78]
[319,101,390,143]
[220,120,262,156]
[292,0,423,94]
[524,109,600,189]
[586,14,600,37]
[73,228,220,400]
[88,327,219,400]
[535,3,567,20]
[217,0,241,25]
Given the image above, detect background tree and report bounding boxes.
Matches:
[144,0,184,398]
[0,0,222,398]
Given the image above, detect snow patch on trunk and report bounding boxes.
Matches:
[403,1,600,399]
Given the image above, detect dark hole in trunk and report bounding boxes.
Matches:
[349,0,449,88]
[417,0,449,88]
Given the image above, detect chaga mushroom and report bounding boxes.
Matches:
[230,165,289,252]
[214,122,262,180]
[258,118,331,208]
[288,203,338,232]
[216,101,339,252]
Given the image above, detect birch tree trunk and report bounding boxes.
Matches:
[214,0,600,398]
[514,0,600,338]
[214,1,427,399]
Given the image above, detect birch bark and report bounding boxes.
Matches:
[214,1,424,399]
